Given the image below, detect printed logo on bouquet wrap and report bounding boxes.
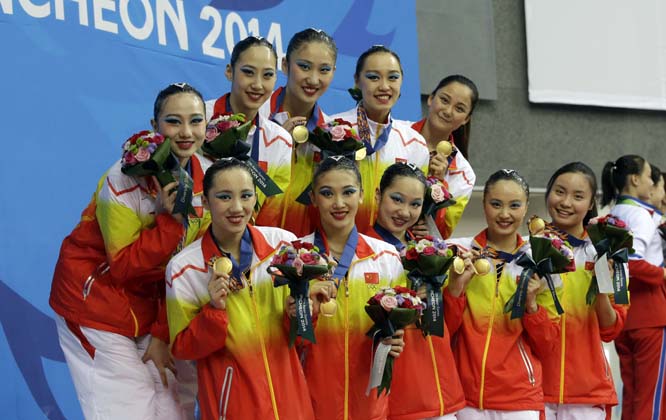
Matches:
[586,215,634,305]
[266,240,336,347]
[202,113,282,197]
[504,216,572,319]
[400,236,457,337]
[120,130,196,219]
[365,286,425,396]
[295,118,368,205]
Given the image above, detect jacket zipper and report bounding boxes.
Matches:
[248,273,280,420]
[427,335,445,415]
[559,313,566,403]
[479,272,500,409]
[344,276,350,420]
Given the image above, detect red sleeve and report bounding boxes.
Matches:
[628,260,664,287]
[522,305,561,356]
[108,214,184,285]
[150,297,170,343]
[171,304,229,360]
[433,208,453,239]
[599,303,628,342]
[443,288,466,334]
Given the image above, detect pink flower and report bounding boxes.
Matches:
[135,148,151,162]
[422,246,436,256]
[216,120,240,131]
[380,295,398,311]
[300,253,317,265]
[430,184,445,203]
[330,125,346,142]
[205,127,218,142]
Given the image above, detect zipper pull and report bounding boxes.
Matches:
[344,277,349,297]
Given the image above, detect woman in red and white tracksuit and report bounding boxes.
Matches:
[330,45,429,232]
[602,155,666,420]
[300,156,407,420]
[448,169,562,420]
[257,28,337,236]
[541,162,627,419]
[408,75,478,239]
[205,36,293,230]
[166,158,314,420]
[50,83,212,420]
[364,162,467,419]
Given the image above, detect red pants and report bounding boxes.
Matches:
[615,327,666,420]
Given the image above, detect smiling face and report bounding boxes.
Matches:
[311,168,363,235]
[355,52,402,122]
[483,180,528,244]
[226,45,277,119]
[375,175,425,239]
[152,92,206,167]
[547,172,594,236]
[426,81,473,138]
[203,167,257,240]
[282,41,335,108]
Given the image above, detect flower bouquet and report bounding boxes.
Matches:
[120,130,194,218]
[504,216,572,319]
[422,176,457,219]
[203,113,282,197]
[295,119,368,204]
[267,240,336,346]
[201,113,253,159]
[308,118,367,160]
[585,215,634,305]
[365,286,425,396]
[400,236,457,337]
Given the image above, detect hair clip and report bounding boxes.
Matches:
[248,35,265,41]
[329,155,346,162]
[170,82,189,89]
[400,162,419,172]
[308,27,324,33]
[500,168,517,176]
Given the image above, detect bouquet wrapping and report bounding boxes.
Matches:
[400,236,456,337]
[120,130,194,218]
[365,286,425,396]
[504,216,572,319]
[586,215,633,305]
[267,240,335,346]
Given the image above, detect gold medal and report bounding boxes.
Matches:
[354,147,367,161]
[452,256,465,275]
[320,299,338,317]
[528,216,546,235]
[292,125,309,143]
[213,256,233,275]
[473,258,492,276]
[436,140,453,157]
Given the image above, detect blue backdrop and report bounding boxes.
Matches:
[0,1,419,418]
